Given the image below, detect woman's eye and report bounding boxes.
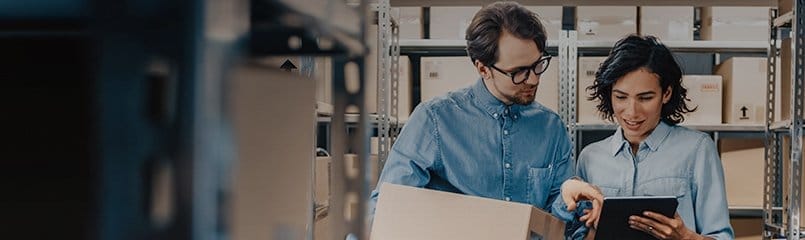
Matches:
[615,96,627,100]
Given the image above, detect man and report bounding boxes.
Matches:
[369,1,601,230]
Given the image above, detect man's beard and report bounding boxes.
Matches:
[506,88,537,105]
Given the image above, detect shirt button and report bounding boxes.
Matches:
[505,197,511,201]
[493,113,498,118]
[505,163,511,169]
[513,115,518,119]
[503,130,508,135]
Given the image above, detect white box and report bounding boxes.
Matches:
[577,6,637,41]
[639,7,694,41]
[395,7,422,39]
[536,59,559,112]
[429,6,481,40]
[420,56,479,102]
[525,6,563,41]
[719,139,764,208]
[715,57,767,124]
[700,7,769,41]
[371,183,567,240]
[682,75,723,124]
[577,57,608,124]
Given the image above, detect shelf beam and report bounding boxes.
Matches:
[390,0,772,7]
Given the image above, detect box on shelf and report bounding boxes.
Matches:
[639,6,694,41]
[394,7,423,39]
[780,38,794,121]
[719,139,764,208]
[715,57,767,124]
[525,6,563,41]
[314,215,332,240]
[345,154,381,190]
[429,6,481,40]
[578,56,608,124]
[682,75,722,124]
[370,183,567,240]
[536,59,560,112]
[779,0,793,14]
[576,6,637,41]
[420,56,479,102]
[398,56,412,121]
[731,217,763,240]
[700,7,769,41]
[315,156,331,206]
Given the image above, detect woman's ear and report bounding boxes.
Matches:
[662,85,673,104]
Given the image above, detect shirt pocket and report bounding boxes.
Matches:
[598,186,620,197]
[528,167,553,207]
[638,177,689,198]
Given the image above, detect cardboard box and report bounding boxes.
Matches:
[315,156,331,206]
[345,154,381,190]
[526,6,563,41]
[398,56,412,121]
[700,7,769,41]
[719,139,764,207]
[682,75,723,124]
[577,6,637,41]
[781,38,793,121]
[394,7,422,39]
[780,0,793,14]
[578,57,608,124]
[639,7,694,41]
[716,57,768,124]
[536,58,560,112]
[370,183,567,240]
[731,217,763,240]
[230,66,315,240]
[429,6,481,40]
[420,56,479,102]
[314,216,332,240]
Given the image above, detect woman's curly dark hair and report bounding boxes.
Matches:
[587,34,695,125]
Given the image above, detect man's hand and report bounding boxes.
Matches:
[560,178,604,227]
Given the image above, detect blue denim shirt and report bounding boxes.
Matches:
[575,121,734,239]
[369,79,574,219]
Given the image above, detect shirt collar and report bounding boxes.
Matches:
[609,121,672,156]
[470,78,522,119]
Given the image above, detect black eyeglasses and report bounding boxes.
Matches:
[488,55,552,85]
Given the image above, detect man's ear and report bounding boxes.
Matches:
[475,59,491,80]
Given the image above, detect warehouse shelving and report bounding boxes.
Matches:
[764,1,805,239]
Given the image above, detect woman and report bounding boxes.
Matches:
[578,35,734,240]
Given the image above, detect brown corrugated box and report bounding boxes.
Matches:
[683,75,723,124]
[536,59,560,112]
[315,156,331,206]
[716,57,768,124]
[420,56,479,102]
[700,7,769,41]
[577,6,637,41]
[429,6,482,40]
[719,139,764,207]
[731,217,763,240]
[639,6,694,41]
[526,6,563,41]
[577,57,609,124]
[371,183,567,240]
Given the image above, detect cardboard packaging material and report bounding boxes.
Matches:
[395,7,422,39]
[576,6,637,41]
[682,75,723,124]
[534,59,560,112]
[780,0,793,14]
[700,7,769,41]
[716,57,768,124]
[371,183,567,240]
[526,6,563,41]
[639,7,694,41]
[420,56,479,102]
[781,38,794,120]
[719,139,764,207]
[577,57,609,124]
[315,156,331,206]
[397,56,412,121]
[429,6,482,40]
[731,217,763,240]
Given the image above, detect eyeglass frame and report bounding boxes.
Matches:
[487,55,552,85]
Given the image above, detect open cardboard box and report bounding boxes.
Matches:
[371,183,569,240]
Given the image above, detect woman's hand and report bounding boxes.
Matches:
[628,212,709,240]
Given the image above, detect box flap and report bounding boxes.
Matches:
[528,206,566,240]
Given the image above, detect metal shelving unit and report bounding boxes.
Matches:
[764,1,805,239]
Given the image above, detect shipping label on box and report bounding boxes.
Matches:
[371,183,567,240]
[577,6,637,41]
[682,75,723,124]
[578,57,608,124]
[420,57,479,102]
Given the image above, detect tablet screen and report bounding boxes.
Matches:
[594,196,679,240]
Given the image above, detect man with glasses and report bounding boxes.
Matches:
[370,1,602,233]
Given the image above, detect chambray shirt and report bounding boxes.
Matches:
[369,79,574,217]
[576,121,734,239]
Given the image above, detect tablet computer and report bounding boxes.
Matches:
[593,196,679,240]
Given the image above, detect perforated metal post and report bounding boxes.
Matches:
[376,0,391,169]
[559,30,579,160]
[389,9,402,150]
[764,8,783,239]
[788,0,805,238]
